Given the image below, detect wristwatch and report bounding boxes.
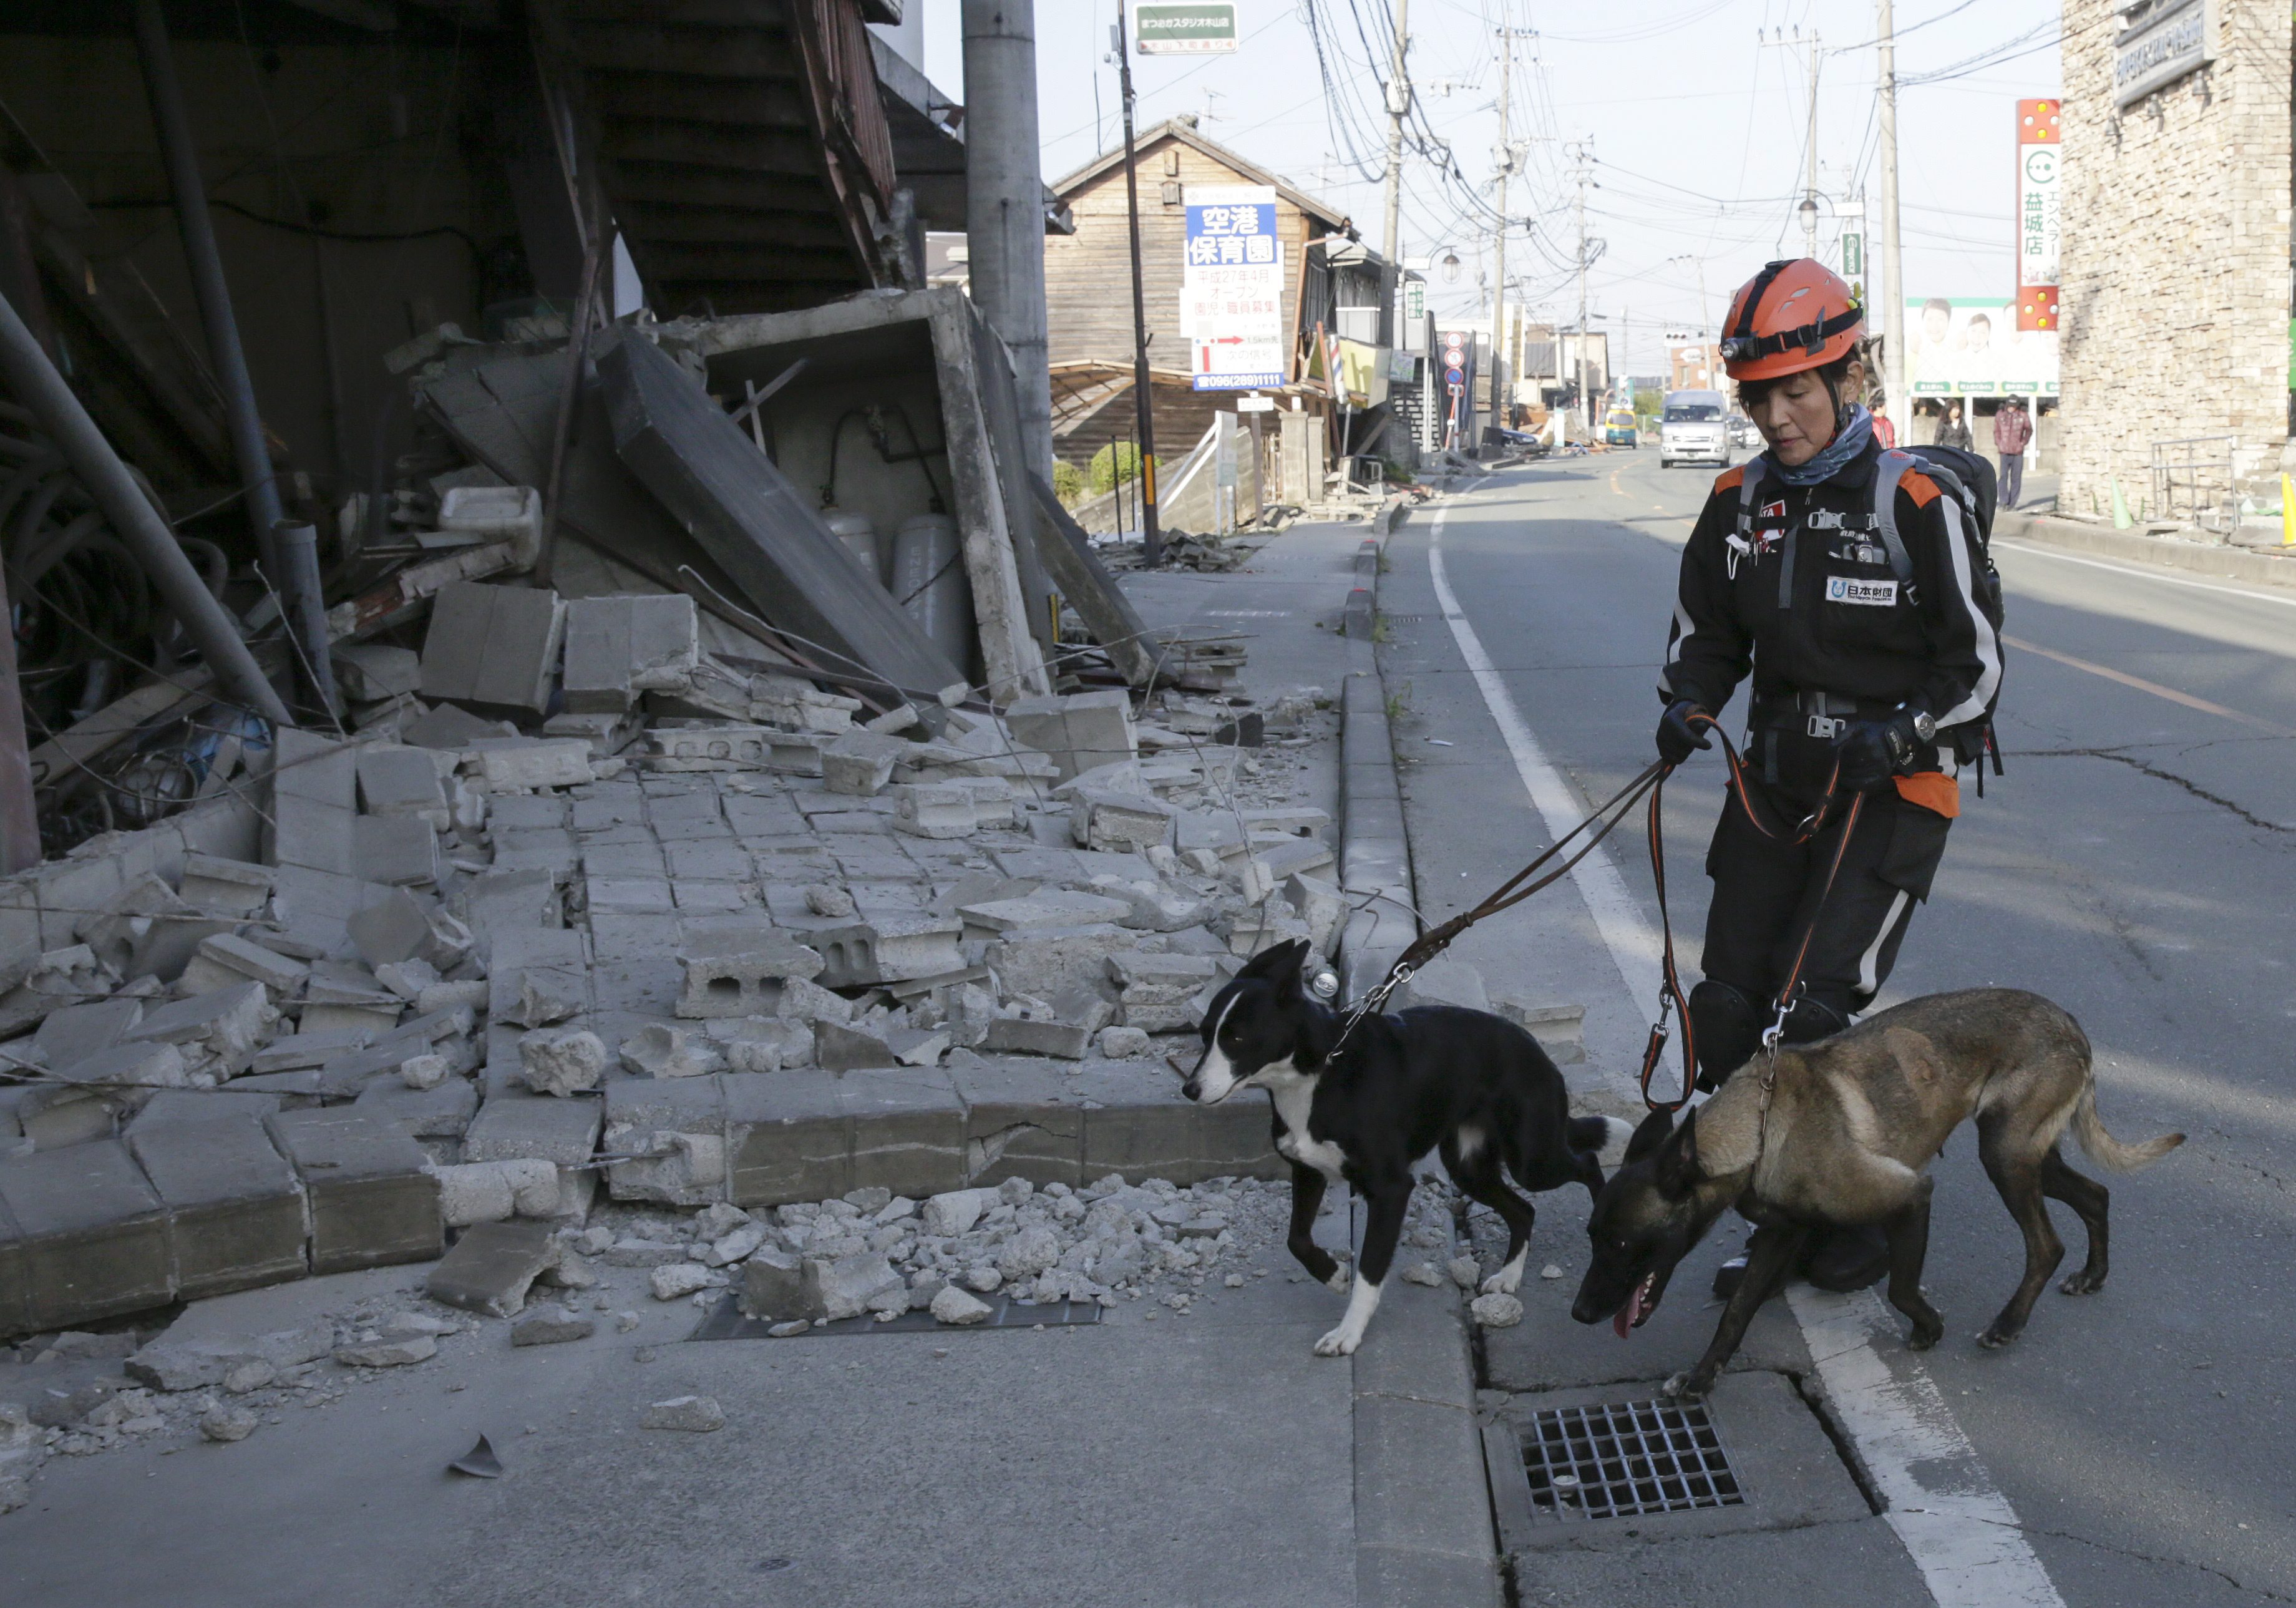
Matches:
[1909,709,1937,743]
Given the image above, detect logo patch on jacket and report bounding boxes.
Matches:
[1826,575,1899,607]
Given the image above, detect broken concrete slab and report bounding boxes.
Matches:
[603,1076,728,1206]
[988,924,1137,1002]
[401,702,518,751]
[598,332,968,724]
[427,1219,559,1317]
[981,1017,1092,1061]
[419,581,565,716]
[724,1069,846,1206]
[0,1140,173,1332]
[471,738,595,792]
[331,643,422,704]
[462,1092,602,1219]
[356,746,449,820]
[352,815,441,888]
[808,915,964,988]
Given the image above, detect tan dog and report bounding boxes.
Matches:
[1570,989,2182,1398]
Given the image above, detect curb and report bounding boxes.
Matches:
[1998,507,2296,591]
[1337,495,1418,998]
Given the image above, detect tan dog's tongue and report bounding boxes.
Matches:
[1612,1280,1645,1339]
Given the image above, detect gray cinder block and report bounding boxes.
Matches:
[263,1107,442,1273]
[129,1109,306,1300]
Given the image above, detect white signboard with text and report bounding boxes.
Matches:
[1183,185,1285,391]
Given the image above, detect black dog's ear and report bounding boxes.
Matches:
[1654,1111,1703,1197]
[1624,1107,1676,1163]
[1238,938,1311,989]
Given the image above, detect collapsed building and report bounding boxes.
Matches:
[0,0,1353,1368]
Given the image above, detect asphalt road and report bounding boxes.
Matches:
[1379,450,2296,1606]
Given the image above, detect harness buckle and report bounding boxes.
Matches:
[1806,713,1845,741]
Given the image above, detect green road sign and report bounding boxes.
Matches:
[1841,231,1864,276]
[1136,2,1239,54]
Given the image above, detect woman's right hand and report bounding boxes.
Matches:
[1656,701,1713,766]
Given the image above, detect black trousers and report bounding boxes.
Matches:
[1999,451,2025,509]
[1700,762,1953,1024]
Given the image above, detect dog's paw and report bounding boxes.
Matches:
[1325,1266,1353,1294]
[1661,1370,1708,1402]
[1975,1324,2018,1350]
[1313,1325,1364,1358]
[1907,1319,1943,1352]
[1479,1265,1524,1297]
[2058,1270,2106,1297]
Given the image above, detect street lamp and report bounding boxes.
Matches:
[1797,195,1820,258]
[1439,249,1462,284]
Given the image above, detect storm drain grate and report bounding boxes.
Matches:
[1519,1398,1743,1520]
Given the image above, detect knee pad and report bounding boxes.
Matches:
[1780,994,1852,1045]
[1688,980,1763,1091]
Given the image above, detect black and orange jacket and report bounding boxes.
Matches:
[1659,437,2002,738]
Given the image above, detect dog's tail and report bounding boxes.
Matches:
[1569,1116,1637,1157]
[2068,1085,2184,1173]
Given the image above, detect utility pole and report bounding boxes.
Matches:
[961,1,1054,482]
[1381,0,1410,262]
[1567,139,1593,429]
[1115,11,1160,565]
[1877,0,1907,418]
[1491,24,1513,428]
[1802,30,1823,261]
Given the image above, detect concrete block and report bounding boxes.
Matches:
[839,1065,966,1197]
[123,1325,332,1392]
[602,1076,727,1205]
[989,924,1137,1001]
[128,982,267,1063]
[471,738,594,792]
[563,593,699,713]
[400,701,517,750]
[1070,788,1178,853]
[34,997,144,1073]
[419,581,564,715]
[820,730,906,796]
[1005,689,1137,781]
[981,1017,1093,1060]
[463,1091,601,1218]
[889,782,976,839]
[1398,958,1488,1013]
[1492,997,1587,1064]
[430,1157,559,1226]
[437,484,542,565]
[177,854,273,917]
[354,1074,479,1140]
[0,1196,22,1339]
[426,1219,558,1317]
[518,1028,609,1096]
[958,890,1132,933]
[1074,1061,1207,1186]
[263,1107,442,1272]
[946,1055,1085,1187]
[331,643,421,704]
[724,1069,848,1206]
[0,1141,172,1331]
[815,1020,898,1071]
[356,747,448,820]
[182,932,309,1000]
[674,922,825,1018]
[127,1110,306,1300]
[809,915,964,988]
[651,725,789,771]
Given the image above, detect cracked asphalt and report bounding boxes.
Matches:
[1379,452,2296,1606]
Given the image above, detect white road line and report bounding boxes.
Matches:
[1995,537,2296,610]
[1424,494,2066,1608]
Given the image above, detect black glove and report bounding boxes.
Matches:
[1656,701,1713,766]
[1834,711,1922,791]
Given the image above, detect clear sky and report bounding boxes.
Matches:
[916,0,2064,378]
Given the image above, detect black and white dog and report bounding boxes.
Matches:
[1183,940,1627,1357]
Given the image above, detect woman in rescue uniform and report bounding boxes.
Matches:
[1654,259,2003,1293]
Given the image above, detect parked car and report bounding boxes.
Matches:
[1603,408,1639,448]
[1728,413,1761,449]
[1659,390,1731,468]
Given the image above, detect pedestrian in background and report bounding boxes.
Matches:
[1993,394,2031,508]
[1872,401,1897,449]
[1937,400,1973,452]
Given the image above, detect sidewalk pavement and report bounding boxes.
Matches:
[0,517,1502,1608]
[1997,503,2296,590]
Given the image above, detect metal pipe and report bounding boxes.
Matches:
[271,520,338,718]
[0,286,292,729]
[130,0,286,579]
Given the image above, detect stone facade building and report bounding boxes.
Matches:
[2058,0,2292,520]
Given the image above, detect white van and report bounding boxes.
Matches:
[1659,390,1732,468]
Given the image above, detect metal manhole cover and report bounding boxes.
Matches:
[1520,1398,1744,1521]
[688,1292,1103,1341]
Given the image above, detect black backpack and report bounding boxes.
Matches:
[1872,446,2007,779]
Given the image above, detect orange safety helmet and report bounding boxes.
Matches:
[1718,259,1864,382]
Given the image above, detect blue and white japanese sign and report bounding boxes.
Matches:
[1181,184,1285,391]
